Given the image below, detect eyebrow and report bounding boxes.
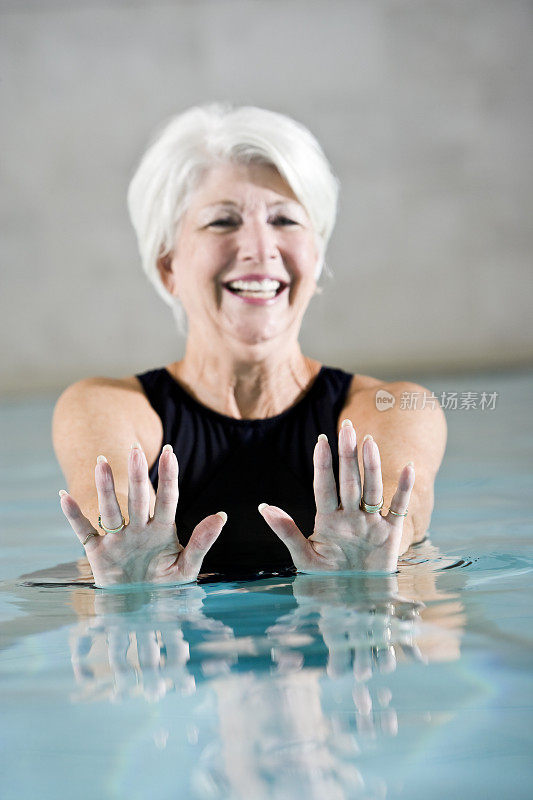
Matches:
[201,199,301,212]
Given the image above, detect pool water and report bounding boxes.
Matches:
[1,371,532,799]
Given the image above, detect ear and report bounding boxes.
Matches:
[156,252,176,295]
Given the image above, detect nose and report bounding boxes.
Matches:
[236,216,278,264]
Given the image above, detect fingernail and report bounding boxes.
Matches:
[131,441,142,451]
[58,489,68,498]
[216,511,228,524]
[362,434,373,444]
[318,433,328,443]
[341,418,353,428]
[258,503,268,512]
[162,443,173,453]
[96,455,107,464]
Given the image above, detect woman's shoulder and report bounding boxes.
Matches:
[54,374,150,408]
[53,374,163,460]
[346,373,438,401]
[340,373,447,436]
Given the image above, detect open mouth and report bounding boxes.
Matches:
[223,278,288,301]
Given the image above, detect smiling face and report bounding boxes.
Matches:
[158,161,321,352]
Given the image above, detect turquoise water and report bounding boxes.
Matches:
[0,371,532,799]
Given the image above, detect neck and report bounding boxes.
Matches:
[169,335,321,419]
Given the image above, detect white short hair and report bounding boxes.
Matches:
[127,103,340,326]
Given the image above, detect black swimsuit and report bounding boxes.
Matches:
[135,365,353,578]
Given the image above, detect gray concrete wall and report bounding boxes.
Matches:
[1,0,532,395]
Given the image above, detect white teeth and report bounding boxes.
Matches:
[237,290,277,299]
[227,279,281,292]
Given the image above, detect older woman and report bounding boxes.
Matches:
[53,104,446,587]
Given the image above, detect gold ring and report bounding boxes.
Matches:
[359,496,384,513]
[82,532,98,546]
[98,514,126,534]
[389,508,408,517]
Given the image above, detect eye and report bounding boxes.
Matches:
[271,215,298,226]
[208,218,239,228]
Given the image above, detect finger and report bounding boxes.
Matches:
[376,687,399,736]
[107,627,138,699]
[58,490,99,550]
[135,629,169,701]
[107,627,133,673]
[313,434,338,514]
[381,707,399,738]
[338,419,362,511]
[70,632,95,684]
[361,435,383,507]
[375,645,397,675]
[128,442,150,528]
[327,646,352,679]
[401,643,427,664]
[157,628,197,694]
[153,444,180,526]
[94,456,124,531]
[258,503,315,568]
[179,512,227,579]
[383,463,415,527]
[136,629,163,672]
[353,646,373,682]
[352,682,373,717]
[162,628,190,667]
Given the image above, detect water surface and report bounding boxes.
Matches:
[1,371,532,799]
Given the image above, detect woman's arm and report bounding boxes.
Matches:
[53,377,226,587]
[340,381,447,554]
[52,376,163,529]
[258,380,446,574]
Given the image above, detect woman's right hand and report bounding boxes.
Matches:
[59,443,227,588]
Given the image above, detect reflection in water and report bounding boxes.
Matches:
[61,547,465,799]
[70,585,239,703]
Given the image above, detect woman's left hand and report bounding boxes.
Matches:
[259,419,415,574]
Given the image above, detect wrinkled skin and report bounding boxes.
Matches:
[59,422,413,586]
[259,420,415,574]
[59,444,226,587]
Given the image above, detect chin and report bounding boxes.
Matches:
[228,319,288,347]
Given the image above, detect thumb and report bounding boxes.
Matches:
[179,512,227,579]
[258,504,314,569]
